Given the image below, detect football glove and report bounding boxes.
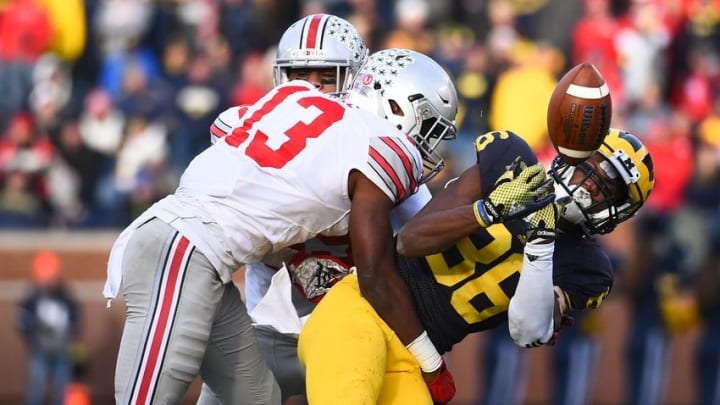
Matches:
[287,254,351,303]
[473,157,555,228]
[424,359,456,405]
[523,198,568,243]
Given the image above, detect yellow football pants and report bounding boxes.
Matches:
[298,274,433,405]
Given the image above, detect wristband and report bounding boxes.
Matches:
[406,331,442,373]
[473,200,494,228]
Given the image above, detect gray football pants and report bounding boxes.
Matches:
[197,325,305,404]
[114,218,281,404]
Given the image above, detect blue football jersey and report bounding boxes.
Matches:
[396,131,613,353]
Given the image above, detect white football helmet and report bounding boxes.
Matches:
[273,13,368,94]
[346,48,458,183]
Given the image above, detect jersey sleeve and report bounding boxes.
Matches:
[210,105,249,144]
[474,130,539,197]
[362,135,423,204]
[552,233,614,310]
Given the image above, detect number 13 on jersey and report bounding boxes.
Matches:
[225,85,345,168]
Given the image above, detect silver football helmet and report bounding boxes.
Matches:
[273,13,368,94]
[346,48,458,183]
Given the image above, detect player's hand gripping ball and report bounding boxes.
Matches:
[547,63,612,165]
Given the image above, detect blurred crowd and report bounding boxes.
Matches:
[15,250,87,405]
[0,0,718,230]
[1,0,720,403]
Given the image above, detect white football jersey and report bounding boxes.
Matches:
[206,86,436,312]
[210,105,248,145]
[166,80,422,269]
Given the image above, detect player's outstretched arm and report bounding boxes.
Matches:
[397,158,554,257]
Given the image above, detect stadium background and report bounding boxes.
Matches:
[0,0,718,403]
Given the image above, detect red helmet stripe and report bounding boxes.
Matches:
[304,14,325,49]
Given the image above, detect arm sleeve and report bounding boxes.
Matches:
[507,240,556,347]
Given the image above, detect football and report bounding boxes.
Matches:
[547,63,612,165]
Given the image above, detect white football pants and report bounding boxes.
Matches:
[114,217,280,404]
